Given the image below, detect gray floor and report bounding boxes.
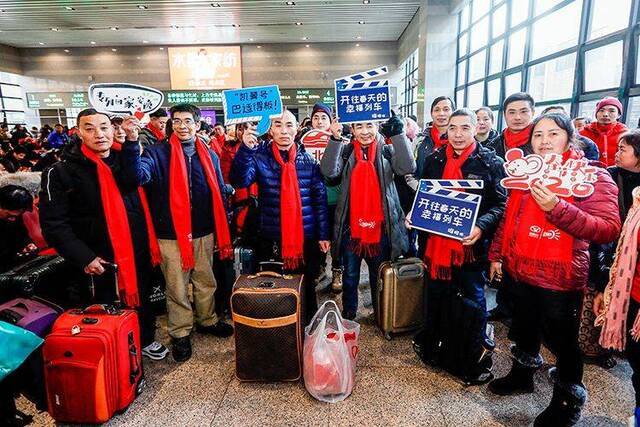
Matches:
[19,272,635,426]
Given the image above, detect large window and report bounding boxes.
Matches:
[399,49,419,118]
[455,0,640,127]
[0,80,25,126]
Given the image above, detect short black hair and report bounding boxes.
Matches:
[503,92,535,111]
[430,96,456,113]
[12,146,27,155]
[76,108,110,124]
[110,116,124,125]
[149,108,168,119]
[450,108,477,126]
[620,130,640,159]
[0,185,33,212]
[474,107,494,122]
[541,105,567,115]
[408,114,418,123]
[169,103,201,122]
[199,121,212,133]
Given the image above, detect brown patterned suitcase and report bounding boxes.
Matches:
[231,271,304,382]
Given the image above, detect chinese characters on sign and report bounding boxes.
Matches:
[300,129,331,162]
[222,85,282,136]
[501,148,598,197]
[409,180,483,241]
[168,46,242,90]
[88,83,164,115]
[334,66,391,123]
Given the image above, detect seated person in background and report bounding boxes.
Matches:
[0,185,34,273]
[46,123,69,149]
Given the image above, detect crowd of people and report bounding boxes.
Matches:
[2,89,640,426]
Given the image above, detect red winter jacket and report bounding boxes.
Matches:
[489,166,621,292]
[220,139,242,184]
[580,122,628,167]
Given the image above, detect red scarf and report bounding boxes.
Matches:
[271,143,305,269]
[81,144,140,306]
[503,125,532,149]
[424,142,477,280]
[349,140,384,257]
[431,126,447,150]
[146,122,165,142]
[110,141,161,267]
[501,150,578,281]
[169,134,232,270]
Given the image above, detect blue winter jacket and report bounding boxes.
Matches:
[230,141,329,242]
[121,138,229,240]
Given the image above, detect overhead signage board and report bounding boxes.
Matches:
[26,92,90,109]
[168,46,242,90]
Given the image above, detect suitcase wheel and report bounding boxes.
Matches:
[384,332,392,341]
[136,377,146,396]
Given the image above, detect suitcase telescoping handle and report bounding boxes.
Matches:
[89,261,120,306]
[247,271,292,280]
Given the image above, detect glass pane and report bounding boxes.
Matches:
[487,78,501,105]
[588,0,631,40]
[467,81,485,109]
[0,84,22,99]
[535,0,564,15]
[459,32,469,57]
[470,16,490,52]
[527,53,577,102]
[504,72,522,96]
[473,0,491,22]
[469,50,487,82]
[507,28,527,68]
[577,100,599,120]
[4,111,25,124]
[626,97,640,127]
[530,0,582,60]
[584,41,623,91]
[2,97,24,111]
[457,60,467,87]
[510,0,530,28]
[489,40,505,75]
[456,88,465,108]
[492,4,507,37]
[461,4,470,31]
[637,35,640,84]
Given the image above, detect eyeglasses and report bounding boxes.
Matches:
[171,118,196,127]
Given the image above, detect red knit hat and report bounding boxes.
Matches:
[596,96,623,115]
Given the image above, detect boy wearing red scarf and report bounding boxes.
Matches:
[138,108,168,147]
[320,113,416,320]
[580,96,628,167]
[411,109,507,384]
[127,104,233,362]
[39,109,169,361]
[231,110,329,323]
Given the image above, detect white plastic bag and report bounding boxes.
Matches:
[303,301,360,403]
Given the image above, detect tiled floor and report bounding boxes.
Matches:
[19,274,635,426]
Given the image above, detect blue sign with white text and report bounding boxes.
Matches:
[409,181,482,241]
[222,85,282,135]
[335,85,391,124]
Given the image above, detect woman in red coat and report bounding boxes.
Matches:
[487,113,621,426]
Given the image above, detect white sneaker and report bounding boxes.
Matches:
[142,341,169,360]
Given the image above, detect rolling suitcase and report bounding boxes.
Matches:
[42,264,143,424]
[376,257,425,340]
[231,271,304,382]
[0,255,67,299]
[0,297,62,337]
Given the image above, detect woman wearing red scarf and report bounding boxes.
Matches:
[487,113,621,426]
[411,109,507,385]
[580,96,628,167]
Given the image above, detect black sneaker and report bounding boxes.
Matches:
[171,336,192,363]
[198,320,234,337]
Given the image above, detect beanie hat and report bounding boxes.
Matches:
[311,103,332,119]
[596,96,623,115]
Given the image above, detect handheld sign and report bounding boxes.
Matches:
[334,66,391,124]
[88,83,164,116]
[300,129,331,162]
[501,148,598,198]
[222,85,282,136]
[409,180,483,241]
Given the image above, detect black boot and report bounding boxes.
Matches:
[488,359,535,395]
[533,383,587,427]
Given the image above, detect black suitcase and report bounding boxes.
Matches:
[0,255,67,299]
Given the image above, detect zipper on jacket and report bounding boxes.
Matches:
[187,155,193,201]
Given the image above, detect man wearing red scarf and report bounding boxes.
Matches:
[127,104,233,362]
[231,110,329,324]
[580,96,628,167]
[320,113,416,320]
[138,108,168,147]
[411,109,507,385]
[39,108,169,361]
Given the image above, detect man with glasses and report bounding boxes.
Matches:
[126,103,234,362]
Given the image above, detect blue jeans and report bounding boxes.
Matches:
[341,234,390,313]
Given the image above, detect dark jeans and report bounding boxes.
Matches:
[627,298,640,407]
[341,233,390,313]
[326,204,341,270]
[510,281,583,385]
[256,237,322,324]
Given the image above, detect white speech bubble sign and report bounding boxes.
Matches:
[88,83,164,115]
